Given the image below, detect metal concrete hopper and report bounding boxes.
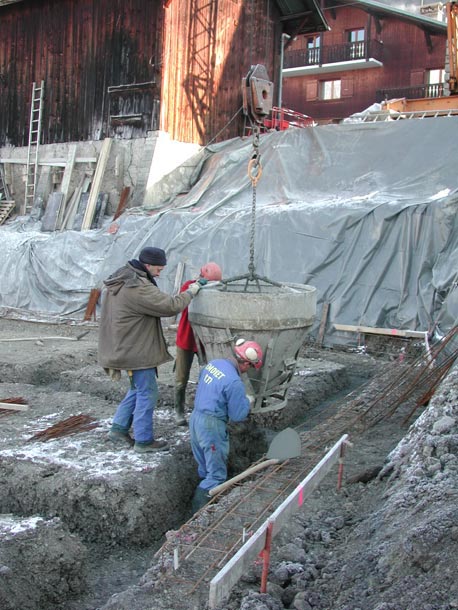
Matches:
[188,280,317,413]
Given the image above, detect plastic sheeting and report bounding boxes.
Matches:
[1,117,457,343]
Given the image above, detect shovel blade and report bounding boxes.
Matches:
[266,427,301,461]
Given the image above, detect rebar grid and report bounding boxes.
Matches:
[153,330,458,604]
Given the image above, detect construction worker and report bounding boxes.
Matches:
[98,246,205,453]
[174,262,223,426]
[189,338,263,512]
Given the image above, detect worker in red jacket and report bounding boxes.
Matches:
[174,262,223,425]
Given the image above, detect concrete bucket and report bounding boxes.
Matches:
[188,280,317,413]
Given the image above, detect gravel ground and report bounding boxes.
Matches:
[1,316,456,610]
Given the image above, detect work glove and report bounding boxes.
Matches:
[187,278,208,297]
[247,394,255,408]
[187,281,202,297]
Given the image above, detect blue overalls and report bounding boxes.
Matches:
[189,359,250,492]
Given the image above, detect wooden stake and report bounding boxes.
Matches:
[113,186,131,220]
[260,520,274,594]
[84,288,101,321]
[316,302,330,347]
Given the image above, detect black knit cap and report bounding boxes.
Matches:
[139,247,167,266]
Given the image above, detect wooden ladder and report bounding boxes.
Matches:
[22,80,45,215]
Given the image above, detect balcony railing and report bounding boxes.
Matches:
[284,39,384,69]
[376,83,445,102]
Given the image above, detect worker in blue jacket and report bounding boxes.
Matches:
[189,338,263,512]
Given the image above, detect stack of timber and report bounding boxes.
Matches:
[0,163,15,225]
[0,201,15,226]
[41,138,112,232]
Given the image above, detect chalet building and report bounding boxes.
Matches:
[281,0,448,123]
[0,0,328,148]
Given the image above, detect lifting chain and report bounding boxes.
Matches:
[247,123,262,279]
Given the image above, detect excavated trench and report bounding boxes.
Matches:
[0,318,381,610]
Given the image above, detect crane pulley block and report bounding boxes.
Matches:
[242,64,274,124]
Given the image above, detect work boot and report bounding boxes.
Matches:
[174,387,187,426]
[191,486,211,513]
[107,429,134,447]
[174,408,187,426]
[134,439,169,453]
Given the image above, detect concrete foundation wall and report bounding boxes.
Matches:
[0,132,204,220]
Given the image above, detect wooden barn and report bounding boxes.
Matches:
[0,0,328,147]
[281,0,448,123]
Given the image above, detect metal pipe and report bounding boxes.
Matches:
[278,33,291,108]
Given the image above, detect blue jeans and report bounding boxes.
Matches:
[189,410,229,491]
[111,369,158,443]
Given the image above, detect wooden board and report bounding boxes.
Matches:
[0,402,29,411]
[72,192,90,231]
[334,323,426,339]
[58,145,77,228]
[91,192,108,229]
[81,138,112,230]
[41,192,64,232]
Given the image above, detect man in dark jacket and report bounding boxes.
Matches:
[189,338,263,510]
[98,246,203,453]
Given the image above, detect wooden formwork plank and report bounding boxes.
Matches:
[57,145,77,228]
[41,192,64,232]
[72,193,90,231]
[334,323,425,339]
[208,435,350,609]
[81,138,112,231]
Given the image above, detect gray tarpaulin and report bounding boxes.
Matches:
[0,117,457,343]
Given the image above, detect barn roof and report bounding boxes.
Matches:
[276,0,330,34]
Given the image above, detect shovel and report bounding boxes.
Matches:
[208,427,301,497]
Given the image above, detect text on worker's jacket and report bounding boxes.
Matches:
[203,364,226,383]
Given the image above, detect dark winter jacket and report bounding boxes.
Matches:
[98,262,193,370]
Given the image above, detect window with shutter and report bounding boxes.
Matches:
[341,78,353,97]
[320,79,341,100]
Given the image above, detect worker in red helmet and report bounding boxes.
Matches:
[189,338,263,512]
[174,262,223,426]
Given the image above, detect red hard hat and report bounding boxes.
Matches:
[200,262,222,281]
[234,338,263,369]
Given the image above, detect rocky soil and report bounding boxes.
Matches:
[1,315,457,610]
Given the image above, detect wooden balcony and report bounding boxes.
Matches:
[376,83,445,102]
[284,39,384,74]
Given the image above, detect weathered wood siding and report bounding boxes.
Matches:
[161,0,280,144]
[0,0,162,146]
[282,5,446,122]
